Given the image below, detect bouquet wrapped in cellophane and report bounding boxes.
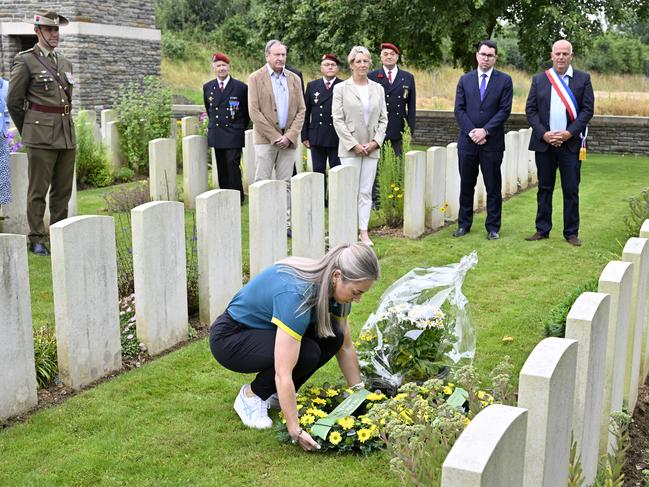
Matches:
[356,251,478,394]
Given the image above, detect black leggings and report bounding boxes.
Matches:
[209,311,344,400]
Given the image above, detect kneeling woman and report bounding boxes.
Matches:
[210,243,380,451]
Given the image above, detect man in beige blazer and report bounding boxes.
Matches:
[248,40,305,232]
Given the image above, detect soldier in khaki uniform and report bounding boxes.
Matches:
[7,11,76,256]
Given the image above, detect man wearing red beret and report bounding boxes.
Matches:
[368,42,416,207]
[203,52,250,204]
[301,54,343,206]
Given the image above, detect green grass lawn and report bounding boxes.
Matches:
[4,153,649,486]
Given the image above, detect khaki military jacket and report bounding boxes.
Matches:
[7,43,75,149]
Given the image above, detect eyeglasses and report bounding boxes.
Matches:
[477,52,496,59]
[321,62,338,68]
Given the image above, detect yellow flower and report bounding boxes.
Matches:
[300,414,315,426]
[397,194,403,199]
[394,187,400,191]
[477,391,486,400]
[399,410,413,424]
[390,183,396,188]
[360,416,374,425]
[306,407,328,418]
[313,397,326,405]
[388,194,394,199]
[366,392,386,401]
[338,416,355,430]
[329,431,342,445]
[296,404,304,411]
[443,385,454,395]
[394,393,408,401]
[308,387,322,395]
[463,417,471,427]
[357,428,372,443]
[326,388,339,397]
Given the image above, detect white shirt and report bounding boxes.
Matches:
[477,67,493,90]
[383,65,398,81]
[550,65,574,132]
[216,76,231,91]
[356,83,370,126]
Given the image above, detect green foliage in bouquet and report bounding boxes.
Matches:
[356,302,454,388]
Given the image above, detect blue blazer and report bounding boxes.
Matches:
[203,77,250,149]
[301,77,342,148]
[368,67,416,140]
[525,68,594,153]
[454,69,513,153]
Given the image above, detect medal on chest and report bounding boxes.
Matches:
[313,91,320,104]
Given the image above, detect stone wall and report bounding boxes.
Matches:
[412,110,649,156]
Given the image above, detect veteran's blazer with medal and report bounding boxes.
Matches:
[301,77,343,148]
[203,77,250,149]
[7,44,75,150]
[368,67,416,141]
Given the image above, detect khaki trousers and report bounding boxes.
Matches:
[27,147,75,244]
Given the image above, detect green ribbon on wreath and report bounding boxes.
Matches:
[310,389,370,440]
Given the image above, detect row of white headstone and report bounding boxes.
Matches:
[441,220,649,486]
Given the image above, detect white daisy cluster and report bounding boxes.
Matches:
[377,303,446,330]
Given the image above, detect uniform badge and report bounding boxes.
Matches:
[228,99,240,118]
[314,91,320,104]
[403,86,409,99]
[65,72,76,85]
[209,96,213,101]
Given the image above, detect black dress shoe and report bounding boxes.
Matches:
[566,235,582,246]
[487,231,500,240]
[525,232,549,241]
[287,228,292,239]
[452,227,469,238]
[30,243,50,256]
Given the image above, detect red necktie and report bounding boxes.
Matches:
[219,81,224,92]
[387,70,392,84]
[325,81,331,91]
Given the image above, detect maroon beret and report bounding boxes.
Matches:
[321,53,341,65]
[212,52,230,64]
[380,43,400,55]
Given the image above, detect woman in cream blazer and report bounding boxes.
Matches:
[332,46,387,246]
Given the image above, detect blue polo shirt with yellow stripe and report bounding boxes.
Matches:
[227,264,351,341]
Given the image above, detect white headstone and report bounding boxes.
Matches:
[641,221,649,380]
[50,216,122,390]
[442,405,528,487]
[0,152,29,234]
[504,131,519,195]
[249,180,287,277]
[517,129,529,190]
[425,146,446,230]
[598,261,633,455]
[0,234,37,420]
[182,135,209,209]
[640,219,649,239]
[565,292,610,484]
[306,148,314,172]
[132,201,188,355]
[78,109,99,143]
[621,237,649,410]
[518,337,578,487]
[291,172,325,259]
[526,129,537,185]
[196,190,242,325]
[241,130,256,194]
[181,116,199,138]
[403,150,426,238]
[328,165,359,248]
[169,117,178,140]
[445,143,460,221]
[106,120,122,170]
[149,138,178,201]
[100,108,116,142]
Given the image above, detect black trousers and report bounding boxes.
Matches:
[209,311,344,400]
[310,145,340,203]
[458,149,504,233]
[213,148,244,203]
[534,146,581,239]
[372,138,403,206]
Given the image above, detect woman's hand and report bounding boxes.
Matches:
[353,143,368,156]
[290,427,321,452]
[362,140,378,153]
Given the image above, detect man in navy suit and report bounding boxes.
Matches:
[301,54,343,204]
[525,39,594,246]
[203,52,250,204]
[453,40,513,240]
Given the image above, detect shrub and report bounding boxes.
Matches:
[543,278,599,338]
[114,76,172,174]
[75,112,113,189]
[161,31,189,59]
[624,188,649,238]
[33,326,58,389]
[583,34,649,75]
[377,127,411,228]
[113,166,136,184]
[103,181,151,214]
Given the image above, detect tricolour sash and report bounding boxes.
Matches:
[545,68,588,160]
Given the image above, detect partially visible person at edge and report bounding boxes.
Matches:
[453,40,513,241]
[248,40,306,237]
[203,52,250,204]
[525,39,594,247]
[301,53,343,206]
[209,243,380,452]
[0,76,11,212]
[368,42,416,208]
[332,46,388,247]
[7,11,75,256]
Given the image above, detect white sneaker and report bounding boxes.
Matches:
[234,384,273,429]
[267,393,281,410]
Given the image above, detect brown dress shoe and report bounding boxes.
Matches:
[525,232,549,241]
[566,235,582,246]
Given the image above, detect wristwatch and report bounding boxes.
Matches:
[291,427,304,445]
